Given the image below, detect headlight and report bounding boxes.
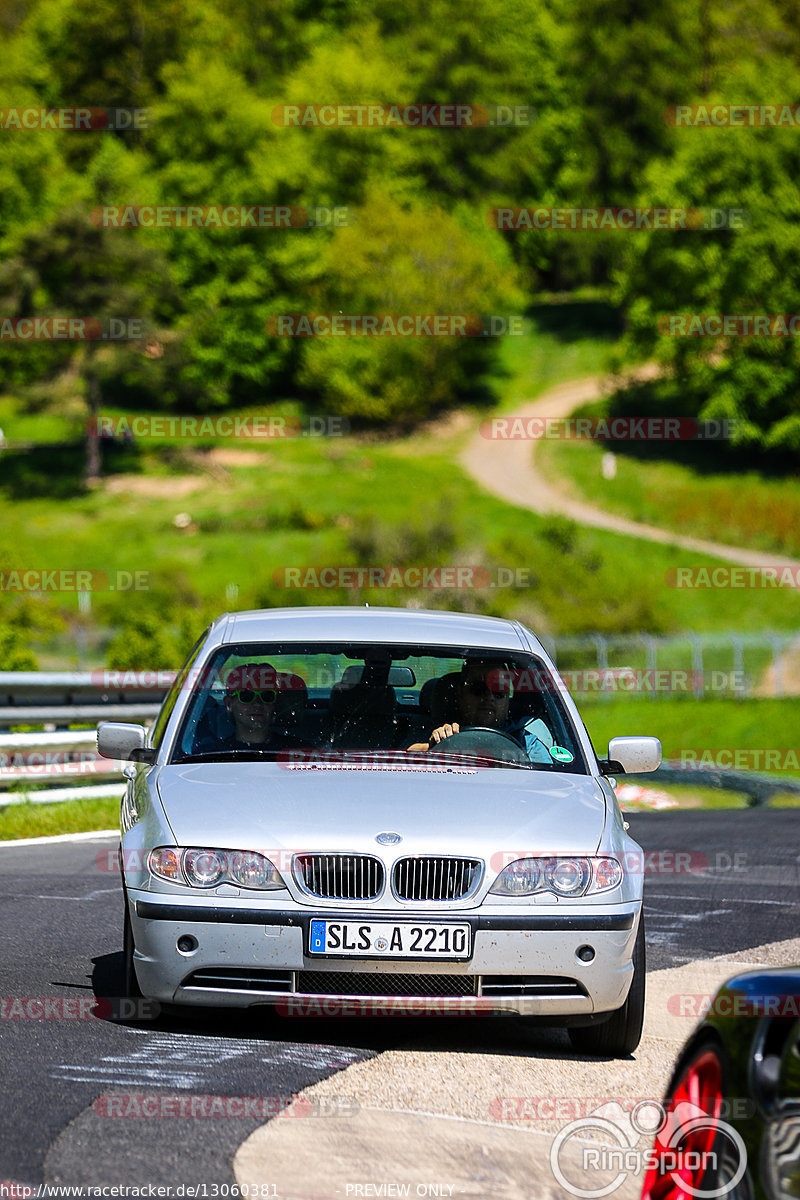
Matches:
[491,858,542,896]
[489,856,621,898]
[148,847,183,882]
[593,857,623,891]
[183,848,226,887]
[546,857,590,896]
[147,846,286,890]
[228,850,283,890]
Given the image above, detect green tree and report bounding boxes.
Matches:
[295,194,523,424]
[611,50,800,458]
[0,207,179,483]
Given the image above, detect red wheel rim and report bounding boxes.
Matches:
[641,1047,723,1199]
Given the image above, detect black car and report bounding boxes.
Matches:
[641,967,800,1199]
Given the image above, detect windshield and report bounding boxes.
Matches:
[170,641,588,772]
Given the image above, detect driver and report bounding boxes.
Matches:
[408,659,554,762]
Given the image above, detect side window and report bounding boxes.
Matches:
[150,629,209,750]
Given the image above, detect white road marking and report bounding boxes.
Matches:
[646,892,797,906]
[0,829,117,847]
[51,1030,361,1090]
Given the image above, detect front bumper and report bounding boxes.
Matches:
[128,891,641,1018]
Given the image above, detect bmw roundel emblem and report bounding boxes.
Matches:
[376,831,401,845]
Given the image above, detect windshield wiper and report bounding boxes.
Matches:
[173,749,285,762]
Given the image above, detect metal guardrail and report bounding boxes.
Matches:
[630,766,800,807]
[0,671,168,729]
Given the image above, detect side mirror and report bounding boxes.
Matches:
[600,736,661,775]
[97,722,154,763]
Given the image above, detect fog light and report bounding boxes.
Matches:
[177,935,198,953]
[576,945,595,963]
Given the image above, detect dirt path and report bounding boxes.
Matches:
[460,369,800,571]
[459,369,800,694]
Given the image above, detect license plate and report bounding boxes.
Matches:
[308,920,471,959]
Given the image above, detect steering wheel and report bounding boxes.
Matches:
[427,726,529,764]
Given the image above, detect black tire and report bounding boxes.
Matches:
[568,911,646,1057]
[123,894,142,1000]
[641,1035,749,1200]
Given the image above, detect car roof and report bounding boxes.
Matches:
[204,606,542,654]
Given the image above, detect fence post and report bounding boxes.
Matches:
[641,634,657,701]
[771,636,784,698]
[729,635,744,701]
[591,634,609,701]
[689,635,704,699]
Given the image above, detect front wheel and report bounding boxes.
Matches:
[123,894,142,1000]
[567,912,646,1057]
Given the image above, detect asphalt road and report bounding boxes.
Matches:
[1,809,798,1191]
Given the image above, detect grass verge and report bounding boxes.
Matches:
[0,796,119,841]
[538,398,800,559]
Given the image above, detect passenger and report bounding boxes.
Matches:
[408,659,554,762]
[218,663,307,751]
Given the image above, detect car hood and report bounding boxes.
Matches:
[155,762,608,857]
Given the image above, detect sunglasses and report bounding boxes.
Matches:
[227,688,277,704]
[463,679,511,699]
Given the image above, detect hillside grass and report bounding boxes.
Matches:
[538,398,800,559]
[580,696,800,778]
[1,304,798,679]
